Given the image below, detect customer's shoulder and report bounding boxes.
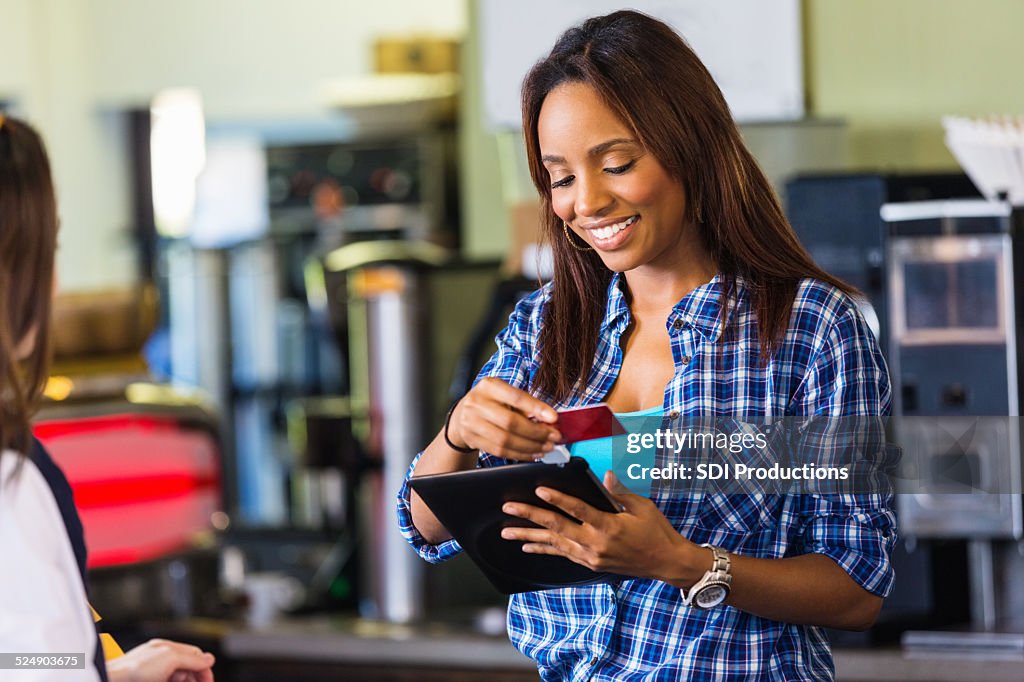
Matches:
[1,449,54,514]
[0,448,25,483]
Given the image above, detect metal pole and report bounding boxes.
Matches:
[367,267,424,623]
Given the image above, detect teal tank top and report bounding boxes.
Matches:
[569,406,661,493]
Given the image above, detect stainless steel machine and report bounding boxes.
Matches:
[885,199,1024,654]
[315,241,506,623]
[323,241,448,624]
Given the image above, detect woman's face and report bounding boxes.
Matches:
[538,81,692,275]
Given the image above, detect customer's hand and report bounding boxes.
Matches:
[448,377,561,461]
[106,639,215,682]
[499,472,704,584]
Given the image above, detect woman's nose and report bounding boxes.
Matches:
[573,174,613,219]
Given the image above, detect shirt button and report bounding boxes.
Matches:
[673,319,685,331]
[590,656,599,666]
[669,410,680,419]
[681,355,691,364]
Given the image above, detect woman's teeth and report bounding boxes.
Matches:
[591,215,638,240]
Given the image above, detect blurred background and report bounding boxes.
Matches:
[4,1,1024,680]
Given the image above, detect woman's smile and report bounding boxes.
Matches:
[583,214,639,249]
[538,82,707,278]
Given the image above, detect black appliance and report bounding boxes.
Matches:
[784,172,981,354]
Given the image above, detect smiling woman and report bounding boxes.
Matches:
[539,84,699,279]
[399,10,895,682]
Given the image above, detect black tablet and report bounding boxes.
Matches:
[410,457,623,594]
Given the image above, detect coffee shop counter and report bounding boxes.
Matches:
[153,617,1024,682]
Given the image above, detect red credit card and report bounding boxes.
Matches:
[555,404,626,444]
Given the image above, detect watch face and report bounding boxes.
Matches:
[695,583,728,608]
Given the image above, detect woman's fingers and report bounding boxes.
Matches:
[463,419,552,460]
[472,399,559,443]
[453,379,561,458]
[477,377,559,424]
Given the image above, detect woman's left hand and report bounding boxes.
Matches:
[500,472,701,584]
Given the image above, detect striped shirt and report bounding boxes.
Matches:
[397,273,896,681]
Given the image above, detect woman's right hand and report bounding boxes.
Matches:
[447,377,561,461]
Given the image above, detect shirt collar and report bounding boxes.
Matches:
[602,273,631,332]
[602,272,745,342]
[674,274,729,341]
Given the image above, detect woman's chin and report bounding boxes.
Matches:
[593,252,639,273]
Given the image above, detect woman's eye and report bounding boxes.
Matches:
[551,175,574,189]
[605,160,636,175]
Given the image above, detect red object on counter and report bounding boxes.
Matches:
[34,414,221,568]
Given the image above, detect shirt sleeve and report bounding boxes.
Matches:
[798,491,896,597]
[395,289,544,564]
[790,302,898,597]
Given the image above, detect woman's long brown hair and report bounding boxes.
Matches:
[521,11,853,402]
[0,115,59,460]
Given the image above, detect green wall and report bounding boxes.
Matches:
[805,0,1024,169]
[459,0,509,262]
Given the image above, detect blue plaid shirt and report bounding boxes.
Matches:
[397,274,896,681]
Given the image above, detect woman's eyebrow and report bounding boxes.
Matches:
[541,138,638,164]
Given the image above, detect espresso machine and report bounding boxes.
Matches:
[885,199,1024,653]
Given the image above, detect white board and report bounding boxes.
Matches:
[480,0,803,129]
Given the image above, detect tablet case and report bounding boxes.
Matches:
[409,457,623,594]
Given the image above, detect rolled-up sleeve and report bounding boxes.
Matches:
[395,287,546,563]
[799,492,897,596]
[791,298,897,596]
[395,451,466,563]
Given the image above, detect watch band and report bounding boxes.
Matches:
[680,544,732,609]
[707,544,731,575]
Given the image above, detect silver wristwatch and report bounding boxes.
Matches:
[680,544,732,609]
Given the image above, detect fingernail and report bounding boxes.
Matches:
[501,529,514,539]
[502,503,515,514]
[535,487,551,501]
